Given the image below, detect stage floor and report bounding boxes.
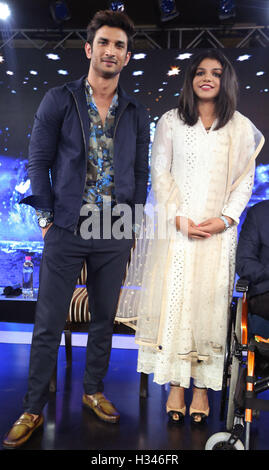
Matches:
[0,337,269,458]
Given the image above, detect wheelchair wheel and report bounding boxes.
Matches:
[205,432,244,450]
[220,302,235,421]
[226,297,242,431]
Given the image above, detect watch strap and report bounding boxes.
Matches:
[220,215,230,231]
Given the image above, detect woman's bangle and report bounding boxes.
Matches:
[220,215,231,231]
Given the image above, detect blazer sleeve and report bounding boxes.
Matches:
[236,207,269,284]
[20,88,63,210]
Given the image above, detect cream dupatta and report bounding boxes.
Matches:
[115,110,264,354]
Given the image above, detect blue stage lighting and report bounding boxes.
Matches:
[218,0,236,20]
[0,2,11,20]
[50,1,71,24]
[109,1,125,12]
[158,0,179,22]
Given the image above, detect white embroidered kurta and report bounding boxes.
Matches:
[116,109,264,391]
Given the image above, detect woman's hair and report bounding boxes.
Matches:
[86,10,135,52]
[178,49,239,130]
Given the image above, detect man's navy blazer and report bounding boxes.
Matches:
[236,200,269,297]
[21,75,150,232]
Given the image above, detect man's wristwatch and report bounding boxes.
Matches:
[36,209,53,229]
[38,217,52,228]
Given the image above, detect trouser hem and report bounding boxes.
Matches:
[24,407,44,415]
[83,384,104,395]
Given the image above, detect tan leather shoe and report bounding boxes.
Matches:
[3,413,44,449]
[83,393,120,423]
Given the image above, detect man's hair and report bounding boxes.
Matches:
[86,10,135,52]
[178,49,239,130]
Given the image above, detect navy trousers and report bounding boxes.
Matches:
[23,218,133,414]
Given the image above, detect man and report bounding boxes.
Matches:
[3,10,149,448]
[236,200,269,335]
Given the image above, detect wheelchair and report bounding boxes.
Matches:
[206,279,269,450]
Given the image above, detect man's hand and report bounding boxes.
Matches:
[41,223,53,239]
[176,216,211,239]
[198,216,233,235]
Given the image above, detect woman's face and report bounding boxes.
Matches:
[192,58,223,102]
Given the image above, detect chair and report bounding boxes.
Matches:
[49,262,148,397]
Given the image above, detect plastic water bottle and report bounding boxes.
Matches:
[22,256,34,298]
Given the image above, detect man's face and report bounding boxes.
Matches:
[85,25,131,79]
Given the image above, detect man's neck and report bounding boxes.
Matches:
[87,70,119,102]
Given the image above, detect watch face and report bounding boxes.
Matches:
[39,218,48,228]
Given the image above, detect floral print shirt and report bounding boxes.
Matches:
[83,79,118,209]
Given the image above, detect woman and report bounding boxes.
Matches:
[116,49,264,423]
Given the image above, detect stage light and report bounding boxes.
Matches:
[167,66,180,76]
[109,1,125,12]
[46,53,60,61]
[237,54,251,62]
[0,2,11,20]
[158,0,179,22]
[176,53,192,60]
[218,0,236,20]
[50,1,71,24]
[133,53,147,60]
[132,70,143,76]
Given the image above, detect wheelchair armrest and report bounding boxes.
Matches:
[236,278,249,293]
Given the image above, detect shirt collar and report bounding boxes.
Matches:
[85,78,119,109]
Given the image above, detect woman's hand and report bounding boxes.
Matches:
[176,216,211,239]
[198,217,233,235]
